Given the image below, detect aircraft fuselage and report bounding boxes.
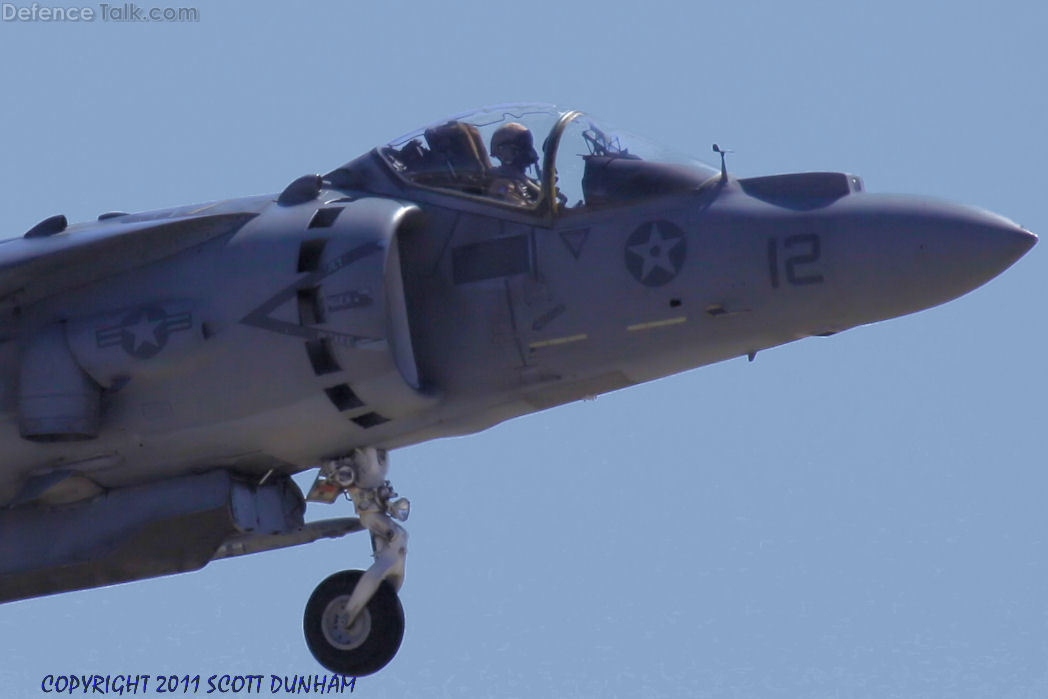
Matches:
[0,174,1033,505]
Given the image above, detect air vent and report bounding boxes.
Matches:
[297,239,327,273]
[324,384,364,412]
[308,207,343,229]
[24,214,67,239]
[351,412,389,429]
[305,339,340,375]
[278,174,323,206]
[297,287,326,325]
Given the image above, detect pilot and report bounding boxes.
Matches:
[488,122,541,204]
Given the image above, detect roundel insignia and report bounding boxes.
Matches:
[624,220,687,287]
[96,306,194,359]
[118,307,191,359]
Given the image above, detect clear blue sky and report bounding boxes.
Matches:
[1,1,1045,696]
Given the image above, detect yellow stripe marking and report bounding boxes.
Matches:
[627,316,687,332]
[529,333,588,349]
[188,202,221,215]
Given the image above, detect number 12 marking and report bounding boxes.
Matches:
[768,234,824,288]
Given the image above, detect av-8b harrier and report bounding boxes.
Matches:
[0,104,1035,675]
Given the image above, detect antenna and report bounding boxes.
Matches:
[712,143,732,179]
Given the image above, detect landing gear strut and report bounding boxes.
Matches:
[303,448,409,676]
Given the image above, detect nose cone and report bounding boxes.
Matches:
[996,222,1037,265]
[827,196,1036,325]
[920,206,1036,296]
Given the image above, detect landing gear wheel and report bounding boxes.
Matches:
[303,570,405,677]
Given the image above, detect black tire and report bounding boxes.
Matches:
[303,569,405,677]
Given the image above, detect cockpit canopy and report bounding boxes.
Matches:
[374,103,720,213]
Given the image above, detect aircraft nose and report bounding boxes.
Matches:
[997,222,1037,263]
[929,207,1036,288]
[827,197,1036,325]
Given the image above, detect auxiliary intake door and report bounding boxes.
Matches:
[282,197,438,423]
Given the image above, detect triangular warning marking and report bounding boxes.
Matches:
[241,240,384,346]
[559,228,589,259]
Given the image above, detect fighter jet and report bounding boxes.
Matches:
[0,104,1035,676]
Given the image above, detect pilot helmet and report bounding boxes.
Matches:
[490,123,539,168]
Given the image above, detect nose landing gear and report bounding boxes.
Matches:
[303,569,404,677]
[303,448,409,677]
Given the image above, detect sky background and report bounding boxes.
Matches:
[0,1,1046,696]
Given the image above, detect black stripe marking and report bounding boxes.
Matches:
[305,339,340,375]
[297,238,327,273]
[325,384,364,411]
[297,287,326,326]
[308,207,343,229]
[351,412,389,429]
